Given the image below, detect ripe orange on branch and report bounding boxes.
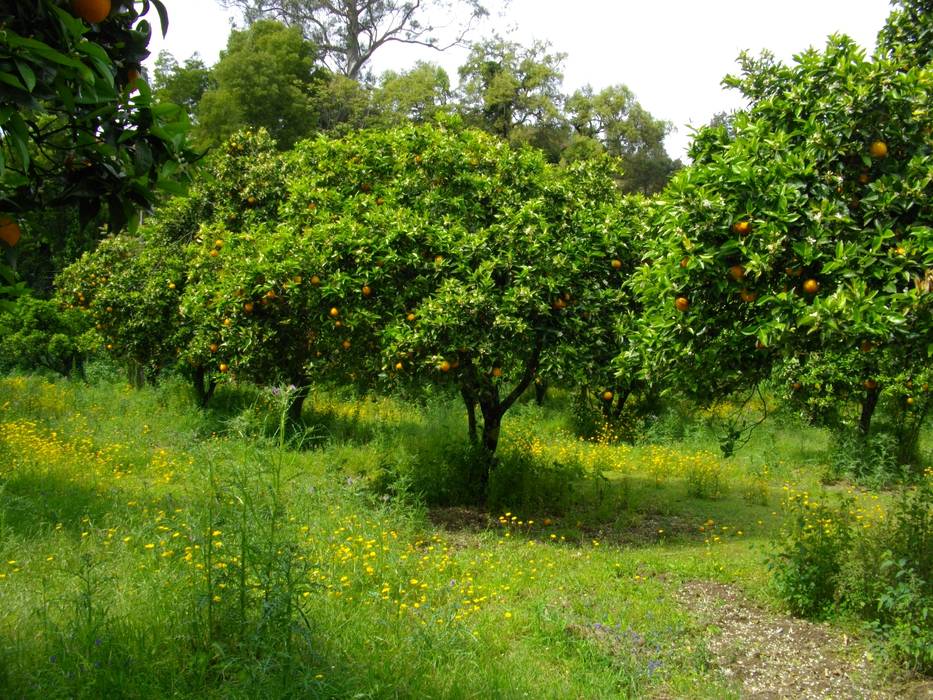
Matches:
[802,279,820,295]
[732,220,751,236]
[728,265,746,281]
[602,390,614,402]
[869,140,888,159]
[674,297,689,312]
[0,217,22,247]
[71,0,110,23]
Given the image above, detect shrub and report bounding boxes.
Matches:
[770,477,933,672]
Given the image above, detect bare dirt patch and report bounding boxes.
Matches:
[675,580,920,699]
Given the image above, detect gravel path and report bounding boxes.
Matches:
[674,580,916,700]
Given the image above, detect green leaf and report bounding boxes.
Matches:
[14,61,36,92]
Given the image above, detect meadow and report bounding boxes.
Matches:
[0,370,927,699]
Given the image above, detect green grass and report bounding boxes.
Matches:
[0,372,926,698]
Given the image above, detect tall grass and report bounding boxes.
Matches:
[0,372,925,697]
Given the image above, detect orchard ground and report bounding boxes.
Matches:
[0,370,929,698]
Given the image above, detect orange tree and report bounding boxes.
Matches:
[180,123,642,489]
[55,227,190,388]
[640,31,932,459]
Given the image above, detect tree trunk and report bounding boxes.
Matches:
[461,386,478,444]
[127,359,145,389]
[534,379,547,406]
[479,400,503,454]
[612,388,632,420]
[859,386,880,436]
[192,366,216,407]
[287,384,310,423]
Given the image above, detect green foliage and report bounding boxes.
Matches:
[0,295,94,376]
[194,20,327,150]
[0,0,195,231]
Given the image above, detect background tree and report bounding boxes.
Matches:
[195,19,327,149]
[564,85,680,193]
[219,0,492,79]
[457,37,567,158]
[152,51,215,120]
[370,61,451,126]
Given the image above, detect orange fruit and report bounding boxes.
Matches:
[802,279,820,294]
[246,196,258,206]
[491,367,503,378]
[740,289,758,303]
[293,276,302,284]
[611,258,622,270]
[214,239,223,249]
[244,302,254,313]
[219,363,229,373]
[310,275,320,286]
[362,285,372,297]
[395,362,403,370]
[341,340,351,350]
[602,390,613,402]
[210,249,219,258]
[168,282,176,289]
[329,307,339,318]
[728,264,746,281]
[209,343,218,353]
[675,297,689,312]
[679,257,689,268]
[858,172,870,185]
[863,379,878,390]
[71,0,110,23]
[792,382,802,391]
[906,397,914,406]
[0,217,22,247]
[552,298,566,310]
[732,220,751,236]
[869,140,888,159]
[439,360,451,372]
[265,290,276,299]
[406,313,416,322]
[434,255,444,264]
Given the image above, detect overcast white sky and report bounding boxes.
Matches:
[145,0,894,159]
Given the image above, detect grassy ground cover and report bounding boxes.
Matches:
[0,373,925,698]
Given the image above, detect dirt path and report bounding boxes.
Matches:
[675,581,932,700]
